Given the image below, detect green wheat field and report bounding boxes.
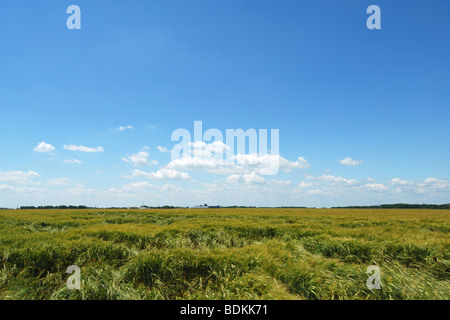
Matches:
[0,208,448,300]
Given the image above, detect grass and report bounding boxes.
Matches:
[0,208,448,300]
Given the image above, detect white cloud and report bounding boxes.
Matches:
[167,156,223,171]
[293,157,311,170]
[365,183,388,191]
[387,177,450,195]
[232,154,310,173]
[226,172,266,185]
[298,181,318,188]
[167,151,309,176]
[64,159,82,164]
[64,145,104,153]
[33,141,55,153]
[340,157,363,166]
[122,149,158,167]
[419,177,450,189]
[118,125,133,131]
[68,184,95,195]
[157,146,170,153]
[268,179,292,187]
[423,177,448,185]
[0,184,40,193]
[47,178,70,186]
[131,168,191,180]
[106,181,183,197]
[0,170,40,185]
[122,181,155,190]
[387,177,450,194]
[389,178,411,186]
[315,174,359,185]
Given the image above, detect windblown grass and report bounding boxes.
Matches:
[0,208,448,299]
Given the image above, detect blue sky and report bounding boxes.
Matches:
[1,0,449,207]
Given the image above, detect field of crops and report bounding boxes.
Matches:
[0,208,448,300]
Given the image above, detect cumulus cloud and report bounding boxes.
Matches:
[117,125,133,131]
[68,184,95,195]
[0,170,40,185]
[167,156,224,171]
[64,159,82,164]
[268,179,292,188]
[122,181,155,190]
[314,174,359,185]
[107,181,183,196]
[131,168,191,180]
[418,177,450,190]
[294,157,311,169]
[34,141,55,153]
[340,157,363,166]
[0,185,40,193]
[226,172,266,185]
[47,178,69,186]
[298,181,318,188]
[388,177,450,194]
[167,149,309,176]
[365,183,388,191]
[122,148,158,167]
[232,154,310,173]
[157,146,170,153]
[389,178,411,186]
[64,145,104,153]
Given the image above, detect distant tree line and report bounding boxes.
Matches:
[222,206,257,208]
[106,205,184,209]
[273,206,308,209]
[11,203,450,210]
[19,205,90,210]
[332,203,450,209]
